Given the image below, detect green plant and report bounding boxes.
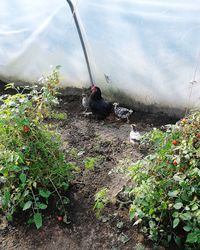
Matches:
[125,113,200,249]
[0,67,75,229]
[84,157,96,170]
[94,188,109,218]
[139,128,165,152]
[50,112,67,120]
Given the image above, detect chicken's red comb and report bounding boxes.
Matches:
[91,85,97,91]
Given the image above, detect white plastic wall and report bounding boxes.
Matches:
[0,0,200,113]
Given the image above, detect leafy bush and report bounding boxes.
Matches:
[126,113,200,249]
[0,67,75,228]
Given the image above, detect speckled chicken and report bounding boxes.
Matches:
[113,103,133,123]
[88,85,113,120]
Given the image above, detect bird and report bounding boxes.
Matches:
[90,85,102,100]
[113,103,133,123]
[130,124,141,145]
[104,74,111,84]
[88,85,113,120]
[81,93,89,112]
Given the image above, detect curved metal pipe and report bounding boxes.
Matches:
[66,0,94,86]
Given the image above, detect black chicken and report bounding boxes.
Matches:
[88,85,113,120]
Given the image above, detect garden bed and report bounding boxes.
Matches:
[0,93,178,250]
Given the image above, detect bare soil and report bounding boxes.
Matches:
[0,95,178,250]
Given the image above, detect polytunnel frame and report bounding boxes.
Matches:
[66,0,94,86]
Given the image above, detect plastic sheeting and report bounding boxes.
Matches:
[0,0,88,84]
[0,0,200,113]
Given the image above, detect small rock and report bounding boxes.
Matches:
[0,217,8,230]
[116,221,124,229]
[136,233,144,242]
[118,233,130,244]
[101,216,110,223]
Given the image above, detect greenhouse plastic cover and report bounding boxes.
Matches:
[1,0,200,113]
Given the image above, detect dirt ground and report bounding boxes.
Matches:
[0,95,178,250]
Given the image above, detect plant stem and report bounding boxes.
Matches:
[30,187,39,213]
[49,177,66,214]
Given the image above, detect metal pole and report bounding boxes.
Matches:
[66,0,94,85]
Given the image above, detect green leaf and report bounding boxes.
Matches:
[62,182,69,191]
[95,201,104,209]
[5,83,14,90]
[172,211,179,218]
[191,204,198,211]
[174,236,181,247]
[149,208,154,215]
[33,213,42,229]
[181,192,189,202]
[174,202,183,210]
[180,213,191,221]
[23,190,29,197]
[129,208,135,221]
[2,190,10,208]
[6,213,13,222]
[23,201,32,210]
[39,189,51,199]
[19,173,26,183]
[11,165,20,171]
[27,217,34,225]
[168,190,179,197]
[167,235,172,243]
[37,203,47,209]
[186,231,199,243]
[84,157,96,170]
[173,218,180,228]
[185,205,190,211]
[183,225,191,232]
[63,197,70,205]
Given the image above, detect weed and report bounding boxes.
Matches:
[84,157,96,170]
[50,112,67,120]
[94,188,109,218]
